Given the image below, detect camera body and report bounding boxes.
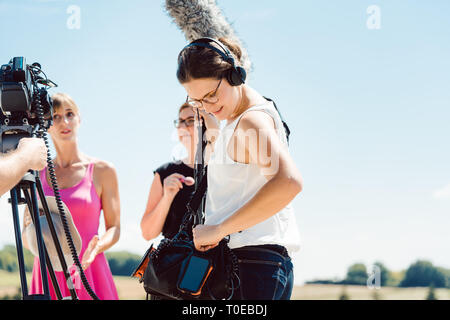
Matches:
[0,57,56,153]
[0,57,33,114]
[0,57,53,124]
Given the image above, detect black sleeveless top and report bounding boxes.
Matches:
[153,160,196,239]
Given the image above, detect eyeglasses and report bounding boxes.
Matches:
[174,117,195,128]
[186,78,223,109]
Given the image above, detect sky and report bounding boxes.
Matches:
[0,0,449,285]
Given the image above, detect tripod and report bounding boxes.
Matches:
[8,170,78,300]
[1,127,99,300]
[1,58,98,300]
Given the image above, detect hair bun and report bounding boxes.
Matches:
[218,37,243,65]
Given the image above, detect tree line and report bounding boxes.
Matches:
[0,245,141,276]
[307,260,450,288]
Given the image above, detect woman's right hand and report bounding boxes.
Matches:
[194,109,220,144]
[162,173,194,197]
[195,108,220,131]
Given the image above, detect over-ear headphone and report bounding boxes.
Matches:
[181,37,247,86]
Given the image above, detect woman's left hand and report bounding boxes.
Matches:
[192,224,224,252]
[81,235,99,270]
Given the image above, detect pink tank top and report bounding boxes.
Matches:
[39,162,102,246]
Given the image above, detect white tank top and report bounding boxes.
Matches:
[205,100,301,254]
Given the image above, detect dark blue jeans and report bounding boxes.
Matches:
[231,245,294,300]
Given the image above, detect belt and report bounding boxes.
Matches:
[232,244,289,259]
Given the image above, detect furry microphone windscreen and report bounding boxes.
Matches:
[165,0,252,74]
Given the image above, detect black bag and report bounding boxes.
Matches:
[132,111,239,300]
[132,175,239,300]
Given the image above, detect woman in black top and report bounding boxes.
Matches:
[140,102,198,240]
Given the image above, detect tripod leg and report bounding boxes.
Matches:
[10,187,29,298]
[35,176,78,300]
[22,189,63,300]
[27,181,51,298]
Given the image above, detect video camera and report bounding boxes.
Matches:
[0,57,56,153]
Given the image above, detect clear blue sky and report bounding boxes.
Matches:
[1,0,449,285]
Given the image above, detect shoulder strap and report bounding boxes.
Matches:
[191,109,208,226]
[87,162,95,181]
[178,110,208,235]
[185,173,207,221]
[263,97,291,145]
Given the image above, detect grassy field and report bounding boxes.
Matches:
[1,270,449,300]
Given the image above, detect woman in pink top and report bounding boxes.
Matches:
[22,93,120,300]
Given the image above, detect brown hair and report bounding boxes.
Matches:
[51,93,79,114]
[177,37,243,83]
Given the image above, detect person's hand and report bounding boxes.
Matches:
[81,235,99,270]
[194,108,220,130]
[162,173,195,198]
[200,109,220,130]
[17,137,47,171]
[192,224,225,252]
[193,109,220,145]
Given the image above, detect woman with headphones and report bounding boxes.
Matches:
[177,37,303,300]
